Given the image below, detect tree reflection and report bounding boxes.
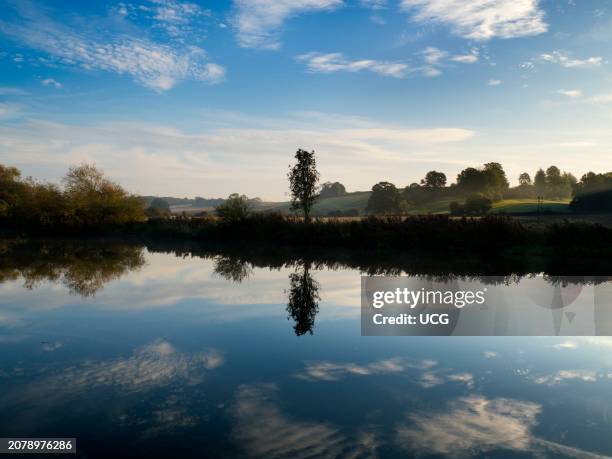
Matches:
[212,256,253,283]
[0,241,145,297]
[286,262,320,336]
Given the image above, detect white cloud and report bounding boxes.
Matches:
[557,89,582,98]
[483,351,497,358]
[551,340,578,349]
[0,4,224,91]
[115,0,211,39]
[396,396,541,456]
[401,0,547,40]
[232,0,343,49]
[537,51,603,68]
[488,79,502,86]
[423,46,448,64]
[451,53,478,63]
[21,340,223,396]
[296,52,408,78]
[294,357,436,381]
[232,383,380,458]
[533,369,597,385]
[447,372,475,388]
[41,78,62,89]
[360,0,386,9]
[0,112,476,199]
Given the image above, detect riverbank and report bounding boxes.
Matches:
[4,214,612,272]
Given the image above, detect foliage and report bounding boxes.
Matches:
[449,194,492,215]
[421,170,447,188]
[288,149,320,223]
[534,168,547,195]
[319,182,347,199]
[146,197,171,217]
[573,172,612,196]
[455,163,508,201]
[518,172,531,187]
[366,181,403,215]
[215,193,250,222]
[570,189,612,213]
[0,163,145,232]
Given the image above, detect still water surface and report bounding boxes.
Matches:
[1,241,611,458]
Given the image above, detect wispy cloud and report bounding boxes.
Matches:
[488,79,502,86]
[360,0,386,9]
[400,0,547,40]
[41,77,62,89]
[420,46,478,75]
[0,102,22,118]
[450,49,479,63]
[0,2,224,91]
[232,383,380,458]
[296,52,408,78]
[294,357,436,381]
[423,46,448,64]
[117,0,226,41]
[0,112,476,199]
[396,396,541,456]
[232,0,343,50]
[557,89,582,98]
[551,340,578,349]
[533,369,597,385]
[536,51,603,68]
[0,87,29,96]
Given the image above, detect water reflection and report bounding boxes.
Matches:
[2,240,612,457]
[0,240,145,296]
[286,262,320,336]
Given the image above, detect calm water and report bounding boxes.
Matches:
[1,240,612,458]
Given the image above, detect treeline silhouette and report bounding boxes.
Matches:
[0,163,144,232]
[366,163,612,215]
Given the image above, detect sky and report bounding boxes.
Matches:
[1,0,612,200]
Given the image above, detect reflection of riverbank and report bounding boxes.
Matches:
[2,239,612,337]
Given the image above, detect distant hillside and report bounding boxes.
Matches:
[255,191,371,215]
[143,193,571,217]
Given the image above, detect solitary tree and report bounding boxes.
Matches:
[421,170,447,188]
[518,172,532,187]
[288,149,320,223]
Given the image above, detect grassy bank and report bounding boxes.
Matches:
[137,214,612,259]
[5,213,612,260]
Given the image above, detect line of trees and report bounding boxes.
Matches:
[0,163,145,231]
[364,162,611,215]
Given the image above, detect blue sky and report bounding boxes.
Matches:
[1,0,612,199]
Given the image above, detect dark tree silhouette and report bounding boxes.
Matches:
[421,170,447,188]
[366,181,402,215]
[288,149,320,223]
[518,172,531,187]
[286,262,320,336]
[212,256,252,283]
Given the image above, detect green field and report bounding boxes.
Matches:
[251,194,572,216]
[491,199,571,214]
